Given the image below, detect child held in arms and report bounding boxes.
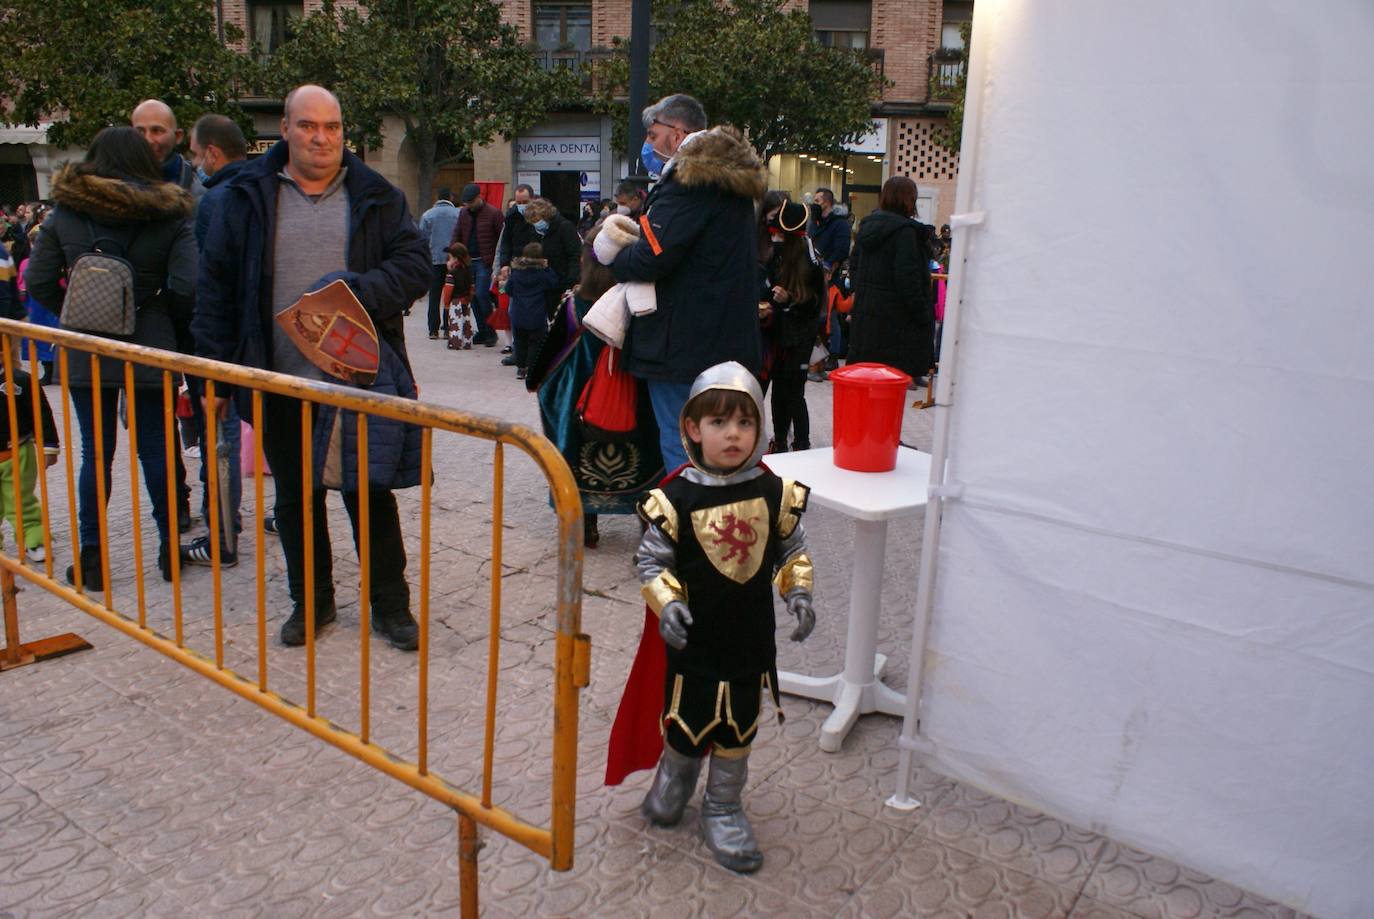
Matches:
[612,360,816,873]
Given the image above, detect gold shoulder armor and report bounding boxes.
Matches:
[776,479,810,539]
[637,488,678,542]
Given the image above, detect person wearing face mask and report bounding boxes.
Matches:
[610,93,767,473]
[496,183,537,287]
[450,183,503,346]
[521,198,581,324]
[614,179,647,219]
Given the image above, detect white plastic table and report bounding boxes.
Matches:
[764,446,932,752]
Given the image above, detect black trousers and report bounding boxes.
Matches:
[513,325,547,370]
[770,345,811,450]
[259,393,410,615]
[427,263,447,335]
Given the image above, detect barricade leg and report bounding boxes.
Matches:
[0,562,92,672]
[459,813,480,919]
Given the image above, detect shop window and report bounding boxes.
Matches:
[810,0,870,49]
[250,1,302,61]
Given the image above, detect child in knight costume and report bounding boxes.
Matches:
[613,360,815,873]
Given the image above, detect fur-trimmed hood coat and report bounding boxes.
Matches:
[610,126,767,383]
[24,166,197,388]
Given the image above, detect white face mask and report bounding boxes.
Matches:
[615,205,632,216]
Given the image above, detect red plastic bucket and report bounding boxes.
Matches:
[831,363,911,472]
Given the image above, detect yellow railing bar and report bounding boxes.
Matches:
[418,427,432,776]
[58,350,81,594]
[301,399,316,718]
[483,441,503,808]
[252,390,267,691]
[358,412,371,745]
[122,362,147,628]
[205,379,224,668]
[26,340,54,580]
[89,357,113,611]
[162,371,184,645]
[1,337,26,565]
[0,319,587,875]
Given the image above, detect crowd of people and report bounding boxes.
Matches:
[0,86,940,876]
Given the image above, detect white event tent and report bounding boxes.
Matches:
[891,3,1374,917]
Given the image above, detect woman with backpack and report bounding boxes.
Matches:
[25,126,197,588]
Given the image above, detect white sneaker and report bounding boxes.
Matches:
[184,445,201,459]
[26,544,45,564]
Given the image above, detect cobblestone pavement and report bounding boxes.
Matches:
[0,309,1302,918]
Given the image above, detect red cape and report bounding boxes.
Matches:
[604,606,669,786]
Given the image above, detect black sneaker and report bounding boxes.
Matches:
[500,345,513,355]
[500,355,517,366]
[373,608,419,651]
[263,516,279,535]
[181,535,239,568]
[515,368,527,380]
[280,598,338,646]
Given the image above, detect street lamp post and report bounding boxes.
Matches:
[627,0,651,176]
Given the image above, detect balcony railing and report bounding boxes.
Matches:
[929,48,966,102]
[533,48,586,74]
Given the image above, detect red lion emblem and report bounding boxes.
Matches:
[708,513,759,565]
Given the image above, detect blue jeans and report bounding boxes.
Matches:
[471,261,494,341]
[198,402,243,536]
[647,379,694,473]
[70,387,171,546]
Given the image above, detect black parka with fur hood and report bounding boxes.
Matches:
[25,165,196,388]
[611,127,767,383]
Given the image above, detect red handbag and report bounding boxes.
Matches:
[576,346,637,441]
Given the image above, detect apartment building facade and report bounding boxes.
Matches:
[0,0,967,227]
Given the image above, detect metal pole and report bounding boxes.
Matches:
[626,0,652,175]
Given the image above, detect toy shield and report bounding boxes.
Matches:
[274,279,380,385]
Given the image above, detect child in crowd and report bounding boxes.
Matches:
[505,242,559,381]
[609,361,816,873]
[442,242,475,350]
[0,365,60,563]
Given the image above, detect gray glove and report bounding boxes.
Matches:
[786,593,815,642]
[660,600,693,650]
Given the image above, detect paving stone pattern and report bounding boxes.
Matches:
[0,309,1303,917]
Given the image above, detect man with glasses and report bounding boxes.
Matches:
[607,94,768,471]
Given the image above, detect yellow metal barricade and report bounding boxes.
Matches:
[0,319,588,916]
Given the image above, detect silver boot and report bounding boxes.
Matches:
[641,745,704,827]
[700,751,763,873]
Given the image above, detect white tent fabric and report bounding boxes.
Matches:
[914,3,1374,917]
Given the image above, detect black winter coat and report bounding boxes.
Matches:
[612,127,767,383]
[193,141,430,419]
[846,209,934,379]
[531,211,581,291]
[25,166,196,389]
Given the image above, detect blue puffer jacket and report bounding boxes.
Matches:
[313,338,422,492]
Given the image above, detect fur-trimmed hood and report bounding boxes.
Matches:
[670,126,766,201]
[50,165,194,223]
[511,256,549,270]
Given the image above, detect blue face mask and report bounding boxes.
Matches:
[640,140,666,178]
[534,219,549,234]
[515,203,527,215]
[195,165,211,184]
